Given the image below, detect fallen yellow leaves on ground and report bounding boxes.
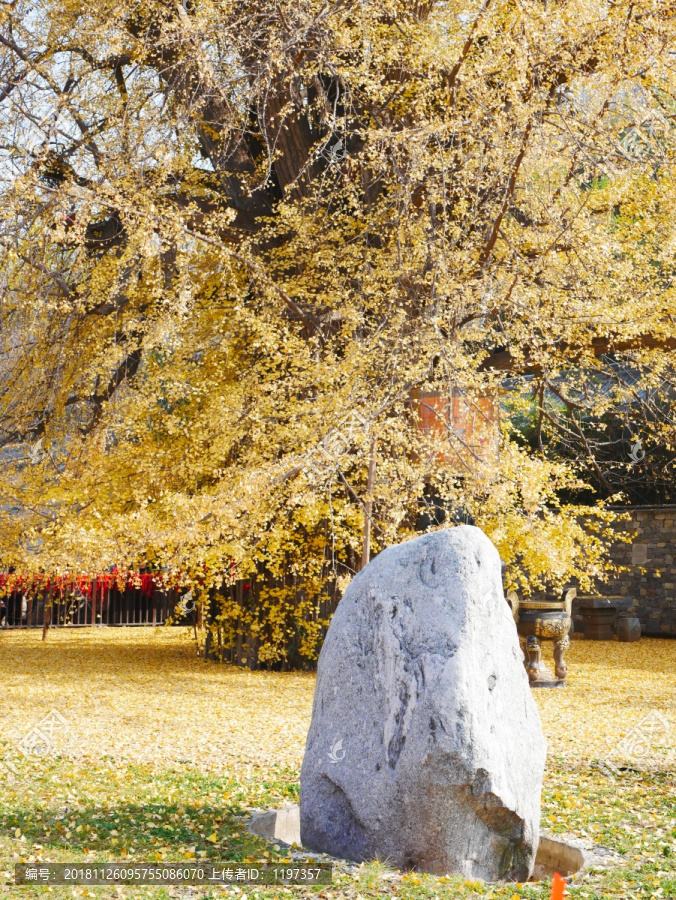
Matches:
[0,628,674,900]
[0,628,673,772]
[0,627,315,771]
[535,638,676,769]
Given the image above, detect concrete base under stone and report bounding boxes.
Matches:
[247,806,302,845]
[246,805,622,882]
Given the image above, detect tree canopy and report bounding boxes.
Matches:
[2,0,676,662]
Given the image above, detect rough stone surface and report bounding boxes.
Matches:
[300,526,546,881]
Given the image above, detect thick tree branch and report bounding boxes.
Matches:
[481,335,676,375]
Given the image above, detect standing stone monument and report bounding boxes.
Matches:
[300,526,546,881]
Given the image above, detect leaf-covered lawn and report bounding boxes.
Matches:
[0,629,674,899]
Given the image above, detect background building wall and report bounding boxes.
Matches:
[599,505,676,636]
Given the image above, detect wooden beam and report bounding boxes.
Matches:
[480,335,676,375]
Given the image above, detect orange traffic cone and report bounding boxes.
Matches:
[550,872,566,900]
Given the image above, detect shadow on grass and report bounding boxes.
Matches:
[0,759,300,863]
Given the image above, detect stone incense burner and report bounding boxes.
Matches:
[505,588,576,688]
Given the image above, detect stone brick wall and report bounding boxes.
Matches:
[598,505,676,636]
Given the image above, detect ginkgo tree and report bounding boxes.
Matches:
[1,0,676,665]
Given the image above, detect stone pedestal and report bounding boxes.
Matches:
[574,596,633,640]
[582,607,616,640]
[617,616,641,642]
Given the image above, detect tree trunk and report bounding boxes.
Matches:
[360,435,378,571]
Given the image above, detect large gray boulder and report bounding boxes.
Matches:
[300,526,546,881]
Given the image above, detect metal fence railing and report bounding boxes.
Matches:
[0,583,188,629]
